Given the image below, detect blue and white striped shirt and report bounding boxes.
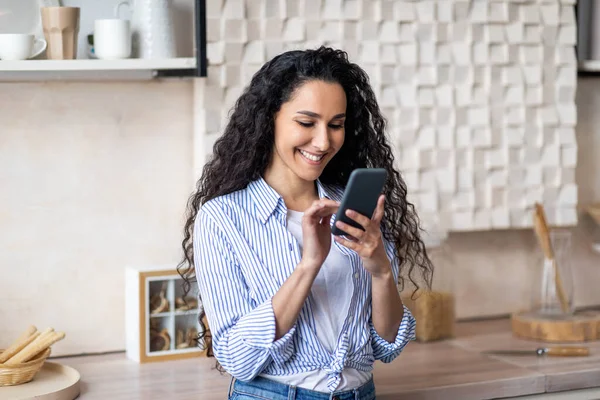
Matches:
[193,177,416,392]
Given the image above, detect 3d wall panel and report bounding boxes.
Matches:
[199,0,578,232]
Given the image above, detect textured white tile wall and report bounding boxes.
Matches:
[199,0,578,232]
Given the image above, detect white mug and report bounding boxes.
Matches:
[94,19,131,60]
[0,34,47,60]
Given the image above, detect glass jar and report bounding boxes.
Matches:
[584,205,600,254]
[400,231,456,342]
[530,229,575,316]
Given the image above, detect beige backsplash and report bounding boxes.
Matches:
[447,224,599,319]
[0,78,599,356]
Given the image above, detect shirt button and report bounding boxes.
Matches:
[354,273,359,279]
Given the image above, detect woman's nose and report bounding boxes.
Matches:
[312,125,330,151]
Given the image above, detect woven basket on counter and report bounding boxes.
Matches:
[399,230,457,342]
[0,348,50,387]
[401,289,455,342]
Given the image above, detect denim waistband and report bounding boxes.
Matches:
[229,376,376,400]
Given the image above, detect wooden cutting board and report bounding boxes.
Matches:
[0,361,80,400]
[512,310,600,342]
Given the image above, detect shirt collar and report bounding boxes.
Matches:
[247,177,340,224]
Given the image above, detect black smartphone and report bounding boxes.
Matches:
[331,168,388,237]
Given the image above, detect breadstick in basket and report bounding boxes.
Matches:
[0,325,39,364]
[6,329,65,365]
[5,328,54,365]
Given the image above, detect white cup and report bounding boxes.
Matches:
[94,19,131,60]
[0,33,47,60]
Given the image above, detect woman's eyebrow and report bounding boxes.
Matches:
[296,110,346,119]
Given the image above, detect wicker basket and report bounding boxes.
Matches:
[401,290,455,342]
[0,348,51,387]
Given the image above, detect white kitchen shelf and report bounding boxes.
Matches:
[578,60,600,72]
[0,57,197,81]
[0,57,195,71]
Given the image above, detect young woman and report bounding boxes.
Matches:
[178,46,433,400]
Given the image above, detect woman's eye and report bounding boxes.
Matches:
[296,121,343,129]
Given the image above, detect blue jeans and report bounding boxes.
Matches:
[228,376,376,400]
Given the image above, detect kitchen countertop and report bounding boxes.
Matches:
[44,318,600,400]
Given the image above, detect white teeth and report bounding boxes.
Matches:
[299,150,324,162]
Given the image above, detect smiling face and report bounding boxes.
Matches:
[266,80,347,186]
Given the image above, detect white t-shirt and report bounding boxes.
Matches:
[260,209,372,392]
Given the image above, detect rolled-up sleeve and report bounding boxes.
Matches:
[369,236,417,362]
[370,304,416,362]
[193,209,296,381]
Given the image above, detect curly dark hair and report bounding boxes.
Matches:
[177,46,433,360]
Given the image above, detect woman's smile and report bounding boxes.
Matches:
[298,149,327,165]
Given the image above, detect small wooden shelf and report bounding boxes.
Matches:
[125,265,207,363]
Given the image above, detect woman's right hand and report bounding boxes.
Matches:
[300,199,340,270]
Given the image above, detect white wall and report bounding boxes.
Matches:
[1,0,599,357]
[575,77,600,205]
[0,81,193,355]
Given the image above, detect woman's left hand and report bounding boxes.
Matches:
[333,195,392,278]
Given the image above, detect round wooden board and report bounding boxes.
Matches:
[511,310,600,343]
[0,361,80,400]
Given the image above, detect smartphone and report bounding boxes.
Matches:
[331,168,388,237]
